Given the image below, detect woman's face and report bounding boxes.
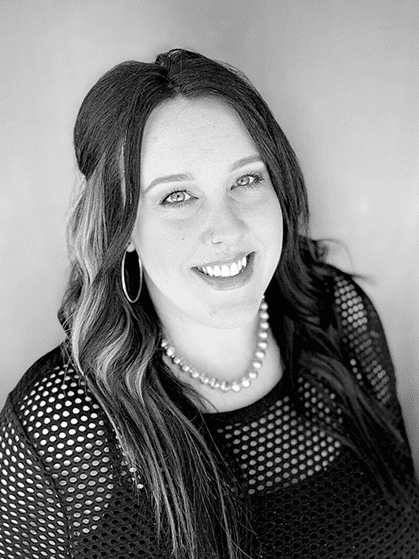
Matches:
[130,97,283,330]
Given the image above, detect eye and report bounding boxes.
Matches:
[161,189,194,206]
[235,173,264,188]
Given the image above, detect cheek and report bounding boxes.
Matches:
[255,196,283,247]
[259,201,284,275]
[134,216,194,277]
[274,207,284,245]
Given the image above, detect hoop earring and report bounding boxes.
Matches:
[121,250,143,304]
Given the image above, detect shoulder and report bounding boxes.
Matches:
[331,266,377,323]
[0,346,140,551]
[328,266,398,407]
[7,344,67,410]
[325,264,386,343]
[2,342,124,486]
[330,266,389,359]
[7,344,101,424]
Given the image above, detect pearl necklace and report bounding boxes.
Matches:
[161,298,269,393]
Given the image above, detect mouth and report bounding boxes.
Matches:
[195,253,251,278]
[193,252,255,290]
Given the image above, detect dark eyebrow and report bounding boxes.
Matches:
[144,154,264,193]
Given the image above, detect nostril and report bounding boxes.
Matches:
[208,218,246,246]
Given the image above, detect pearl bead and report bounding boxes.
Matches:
[161,296,269,392]
[209,378,220,388]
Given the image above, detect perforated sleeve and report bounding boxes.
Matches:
[0,348,176,558]
[0,398,70,559]
[334,272,404,417]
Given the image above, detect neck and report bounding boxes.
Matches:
[162,315,259,382]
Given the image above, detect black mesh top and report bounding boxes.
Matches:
[1,273,419,558]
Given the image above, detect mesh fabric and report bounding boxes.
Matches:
[1,272,418,558]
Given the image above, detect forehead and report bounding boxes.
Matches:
[140,97,258,181]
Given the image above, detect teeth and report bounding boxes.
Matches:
[230,262,238,275]
[199,255,249,278]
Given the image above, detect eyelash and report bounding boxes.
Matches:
[234,173,264,188]
[160,173,265,207]
[161,190,194,208]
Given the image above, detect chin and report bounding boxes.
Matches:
[199,291,263,328]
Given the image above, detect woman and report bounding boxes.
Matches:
[0,49,418,559]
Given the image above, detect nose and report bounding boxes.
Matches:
[203,201,247,246]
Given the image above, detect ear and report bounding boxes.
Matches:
[126,241,136,253]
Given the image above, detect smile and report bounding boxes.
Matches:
[196,255,249,278]
[193,253,255,291]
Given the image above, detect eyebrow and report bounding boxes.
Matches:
[230,154,263,172]
[143,154,264,193]
[144,173,192,193]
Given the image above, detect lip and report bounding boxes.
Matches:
[195,251,250,269]
[192,252,255,291]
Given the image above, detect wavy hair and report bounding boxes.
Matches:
[59,49,413,558]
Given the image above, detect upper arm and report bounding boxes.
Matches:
[0,398,70,559]
[333,272,400,414]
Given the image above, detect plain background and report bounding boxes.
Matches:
[0,0,418,468]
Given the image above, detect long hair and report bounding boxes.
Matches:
[59,49,413,558]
